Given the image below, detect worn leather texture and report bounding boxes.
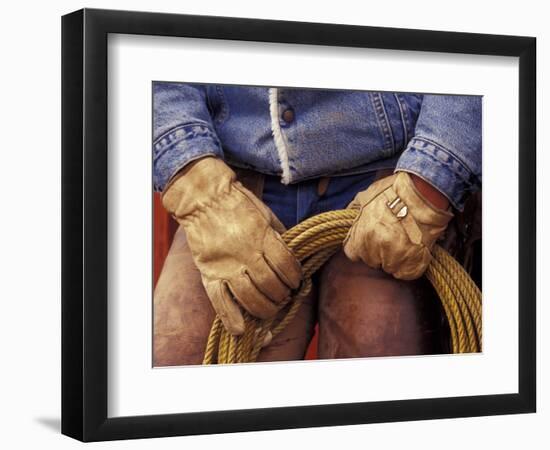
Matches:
[161,157,302,335]
[153,230,450,365]
[153,226,316,366]
[343,172,454,280]
[318,250,450,358]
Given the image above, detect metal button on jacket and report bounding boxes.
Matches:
[282,108,295,123]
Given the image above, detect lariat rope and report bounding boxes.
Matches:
[203,209,482,364]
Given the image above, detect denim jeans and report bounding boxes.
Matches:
[261,171,377,230]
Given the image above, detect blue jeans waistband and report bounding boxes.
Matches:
[261,172,377,229]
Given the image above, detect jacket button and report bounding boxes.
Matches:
[282,109,295,123]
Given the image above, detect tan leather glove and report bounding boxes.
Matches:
[343,172,453,280]
[162,157,302,335]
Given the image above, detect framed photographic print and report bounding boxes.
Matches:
[61,8,536,441]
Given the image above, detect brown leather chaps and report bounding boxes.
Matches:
[153,226,317,366]
[153,227,449,366]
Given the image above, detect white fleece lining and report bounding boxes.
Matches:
[268,88,291,184]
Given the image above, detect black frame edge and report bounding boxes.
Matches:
[61,8,537,442]
[82,7,110,441]
[89,393,531,441]
[80,7,533,55]
[61,9,85,441]
[517,37,537,413]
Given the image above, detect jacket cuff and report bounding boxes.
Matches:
[395,137,480,211]
[153,123,224,191]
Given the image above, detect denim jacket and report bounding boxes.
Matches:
[153,83,481,210]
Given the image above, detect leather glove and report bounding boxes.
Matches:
[162,157,302,335]
[343,172,453,280]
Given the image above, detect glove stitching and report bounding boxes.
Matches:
[231,183,273,228]
[175,188,233,223]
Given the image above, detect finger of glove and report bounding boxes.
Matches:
[392,246,432,280]
[368,218,430,279]
[263,232,302,289]
[357,225,384,270]
[342,220,364,262]
[350,223,410,275]
[228,273,280,319]
[344,175,398,258]
[376,223,412,275]
[204,280,245,335]
[342,210,383,269]
[247,256,291,304]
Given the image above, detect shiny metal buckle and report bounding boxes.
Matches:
[387,196,408,219]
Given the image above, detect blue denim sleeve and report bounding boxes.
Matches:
[395,95,482,210]
[153,82,224,191]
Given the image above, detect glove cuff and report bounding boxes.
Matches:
[394,172,453,227]
[161,156,236,219]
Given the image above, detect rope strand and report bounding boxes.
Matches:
[203,209,482,364]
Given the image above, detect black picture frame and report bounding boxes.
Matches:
[61,8,536,442]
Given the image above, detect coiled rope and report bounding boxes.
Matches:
[203,209,482,364]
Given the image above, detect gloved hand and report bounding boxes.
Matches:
[162,157,302,335]
[343,172,453,280]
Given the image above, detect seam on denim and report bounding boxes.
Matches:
[379,94,395,151]
[223,157,278,176]
[154,120,213,143]
[395,94,409,144]
[370,93,395,155]
[154,137,222,167]
[214,86,229,125]
[404,140,470,184]
[269,88,291,184]
[154,151,221,192]
[154,121,218,148]
[396,147,470,210]
[408,136,480,185]
[154,124,222,161]
[205,86,214,116]
[270,158,399,184]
